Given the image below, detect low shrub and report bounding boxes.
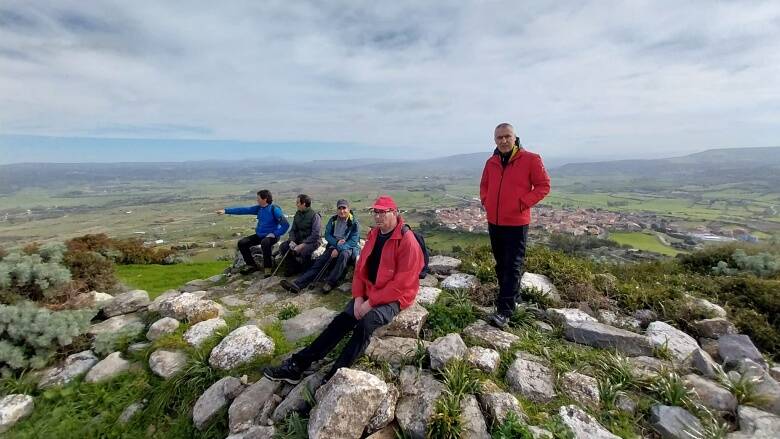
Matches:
[0,245,72,301]
[63,251,117,293]
[423,289,477,339]
[92,322,145,357]
[278,304,300,320]
[712,249,780,278]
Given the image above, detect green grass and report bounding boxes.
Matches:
[116,261,230,298]
[609,232,682,256]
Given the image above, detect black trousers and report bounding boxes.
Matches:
[488,223,528,317]
[278,240,315,276]
[294,247,353,288]
[237,234,278,269]
[292,298,399,379]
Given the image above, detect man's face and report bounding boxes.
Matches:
[256,196,267,207]
[494,126,516,154]
[372,208,396,230]
[296,198,305,211]
[337,206,349,219]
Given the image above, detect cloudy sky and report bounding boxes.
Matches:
[1,1,779,163]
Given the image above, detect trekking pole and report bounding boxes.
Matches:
[269,248,291,278]
[309,255,335,290]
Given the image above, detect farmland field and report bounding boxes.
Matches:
[608,231,682,256]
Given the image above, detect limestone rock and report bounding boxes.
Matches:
[194,376,245,430]
[719,334,767,369]
[460,394,490,439]
[309,368,388,439]
[650,405,703,439]
[646,321,699,364]
[440,273,479,290]
[415,286,441,306]
[558,405,619,439]
[547,308,597,326]
[521,272,561,302]
[366,425,397,439]
[427,255,462,274]
[627,356,667,379]
[281,307,338,342]
[419,275,439,287]
[38,350,98,389]
[463,320,520,351]
[272,370,327,423]
[687,295,727,318]
[529,426,554,439]
[633,309,657,328]
[225,425,276,439]
[683,374,737,412]
[228,377,281,433]
[220,294,249,307]
[506,354,555,402]
[146,317,180,341]
[366,383,398,434]
[0,394,34,433]
[693,318,737,339]
[564,321,654,356]
[84,352,130,383]
[103,290,150,317]
[427,333,467,370]
[365,336,429,367]
[699,337,721,361]
[148,290,180,313]
[149,350,188,379]
[183,279,212,292]
[88,313,143,335]
[465,346,501,374]
[374,304,428,338]
[562,371,601,408]
[687,348,719,378]
[395,367,445,439]
[184,317,228,347]
[535,321,554,333]
[118,401,144,424]
[598,310,641,332]
[158,292,220,323]
[737,359,780,415]
[728,405,780,439]
[209,325,275,370]
[478,391,526,425]
[771,367,780,382]
[128,342,151,353]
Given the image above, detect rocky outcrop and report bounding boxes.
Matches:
[505,354,555,403]
[649,405,702,439]
[558,405,619,439]
[88,313,143,335]
[459,395,490,439]
[209,326,275,370]
[149,349,188,379]
[272,370,327,423]
[84,352,130,383]
[478,391,525,425]
[38,350,98,389]
[683,374,737,412]
[737,359,780,415]
[184,318,228,347]
[415,287,441,306]
[427,333,467,370]
[719,334,767,368]
[561,371,600,408]
[465,346,500,374]
[374,304,428,338]
[395,367,445,438]
[366,383,398,434]
[365,336,428,367]
[146,317,180,341]
[0,394,34,433]
[547,308,597,326]
[427,255,461,274]
[194,376,245,430]
[646,321,699,363]
[281,307,338,342]
[521,272,561,302]
[102,290,150,317]
[693,318,737,339]
[687,348,719,378]
[728,405,780,439]
[463,320,519,351]
[564,321,654,356]
[228,378,281,433]
[440,273,479,290]
[158,292,221,323]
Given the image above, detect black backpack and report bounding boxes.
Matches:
[402,224,430,279]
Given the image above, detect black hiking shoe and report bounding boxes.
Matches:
[280,279,301,294]
[321,283,333,294]
[240,265,259,275]
[263,360,303,384]
[488,312,510,329]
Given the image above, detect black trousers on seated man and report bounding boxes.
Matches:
[237,234,278,269]
[291,298,399,379]
[294,247,353,289]
[488,223,528,317]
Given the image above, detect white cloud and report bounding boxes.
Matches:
[0,0,778,159]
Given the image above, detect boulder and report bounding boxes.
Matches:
[529,426,554,439]
[38,350,98,389]
[771,367,780,382]
[308,368,388,439]
[598,310,641,332]
[465,346,501,374]
[506,354,555,402]
[182,279,212,292]
[0,394,34,433]
[564,321,654,356]
[84,352,130,383]
[687,348,719,378]
[281,307,338,342]
[460,394,490,439]
[415,287,441,306]
[728,405,780,439]
[633,309,658,328]
[419,275,439,288]
[374,304,428,338]
[440,273,479,290]
[558,405,619,439]
[395,367,445,438]
[699,337,721,361]
[272,370,327,423]
[627,356,667,379]
[478,391,526,425]
[365,336,429,367]
[158,292,220,323]
[686,295,727,318]
[561,371,601,408]
[149,350,188,379]
[535,321,554,333]
[148,290,180,312]
[128,342,151,353]
[683,374,737,412]
[194,376,245,430]
[646,321,699,364]
[146,317,180,341]
[649,405,702,439]
[427,333,467,370]
[463,320,520,351]
[521,272,561,302]
[366,425,397,439]
[220,295,250,307]
[427,255,462,274]
[366,383,398,434]
[103,290,150,317]
[228,377,281,433]
[719,334,767,369]
[547,308,597,326]
[693,318,737,339]
[88,313,143,335]
[225,426,276,439]
[737,359,780,415]
[118,401,144,424]
[184,317,228,347]
[209,325,275,370]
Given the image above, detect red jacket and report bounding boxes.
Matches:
[480,148,551,226]
[352,217,424,310]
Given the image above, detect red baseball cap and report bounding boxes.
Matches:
[370,195,397,211]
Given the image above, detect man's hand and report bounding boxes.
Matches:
[266,233,275,238]
[216,209,225,215]
[353,297,365,319]
[330,249,338,258]
[357,300,374,320]
[337,239,346,245]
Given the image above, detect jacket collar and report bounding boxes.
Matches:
[374,216,405,240]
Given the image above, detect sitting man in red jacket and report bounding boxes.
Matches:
[263,195,423,384]
[480,122,551,328]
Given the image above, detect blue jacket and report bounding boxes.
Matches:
[324,212,360,258]
[224,204,289,237]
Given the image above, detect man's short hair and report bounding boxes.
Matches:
[257,189,273,203]
[298,194,312,207]
[495,122,515,132]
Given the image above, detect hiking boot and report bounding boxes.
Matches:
[280,279,301,294]
[263,360,303,384]
[240,265,259,275]
[264,268,273,278]
[321,283,333,294]
[488,312,510,329]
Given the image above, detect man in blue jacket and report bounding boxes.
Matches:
[217,189,290,276]
[281,199,359,293]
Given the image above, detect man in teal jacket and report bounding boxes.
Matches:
[217,189,290,276]
[281,199,359,293]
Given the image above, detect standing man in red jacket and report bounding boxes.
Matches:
[480,123,551,328]
[264,195,423,384]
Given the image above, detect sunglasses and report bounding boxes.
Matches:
[370,208,392,216]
